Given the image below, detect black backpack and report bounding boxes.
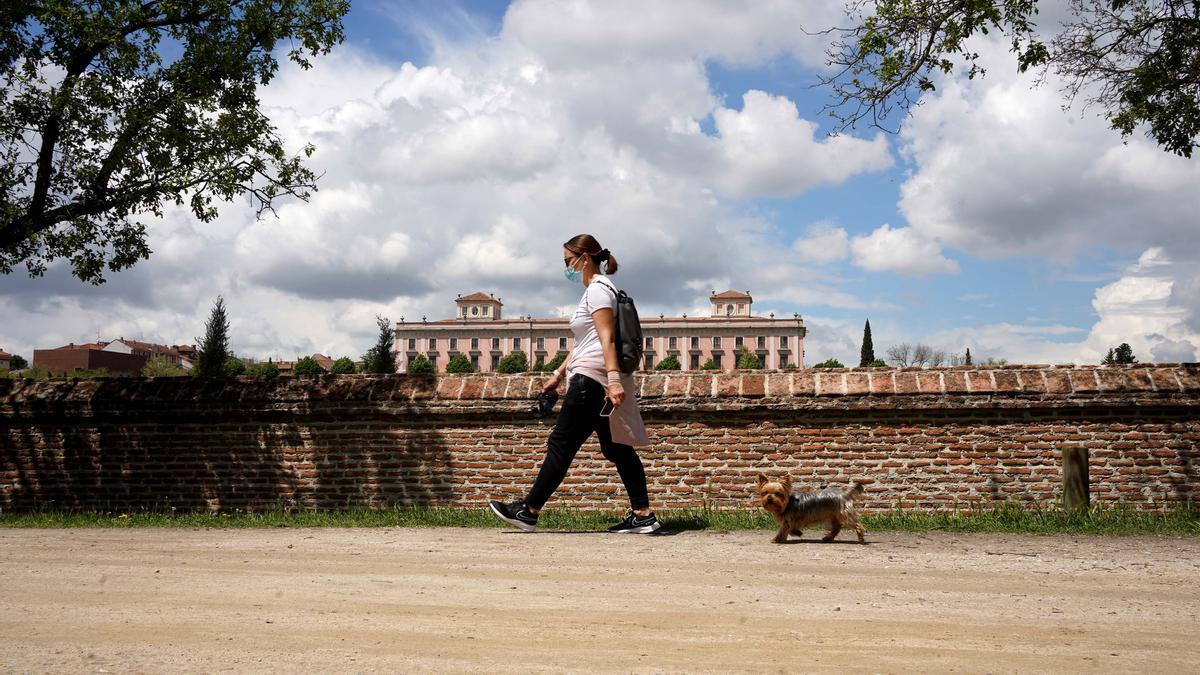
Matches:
[593,278,644,374]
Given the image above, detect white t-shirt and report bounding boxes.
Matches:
[566,275,617,388]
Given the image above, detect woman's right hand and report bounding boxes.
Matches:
[542,372,562,393]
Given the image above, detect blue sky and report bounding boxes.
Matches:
[331,0,1176,361]
[1,0,1196,366]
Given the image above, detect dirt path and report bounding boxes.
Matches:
[1,527,1197,673]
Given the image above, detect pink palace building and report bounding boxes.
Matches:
[394,290,807,373]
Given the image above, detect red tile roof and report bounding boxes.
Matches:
[113,338,182,355]
[0,350,11,359]
[710,290,752,300]
[455,292,503,304]
[51,342,108,351]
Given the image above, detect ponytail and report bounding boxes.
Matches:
[564,234,619,275]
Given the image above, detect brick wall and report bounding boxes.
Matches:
[1,364,1197,513]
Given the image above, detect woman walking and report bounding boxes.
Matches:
[490,234,659,533]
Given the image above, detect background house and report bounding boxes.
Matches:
[33,339,195,375]
[394,289,806,373]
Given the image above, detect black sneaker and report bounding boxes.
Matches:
[608,511,661,534]
[489,500,538,532]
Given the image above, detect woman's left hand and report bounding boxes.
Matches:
[606,381,625,409]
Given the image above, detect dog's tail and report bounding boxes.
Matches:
[844,482,865,502]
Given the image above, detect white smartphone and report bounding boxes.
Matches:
[599,398,615,417]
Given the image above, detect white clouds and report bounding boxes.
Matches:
[791,221,849,264]
[898,37,1200,261]
[849,224,960,277]
[501,0,844,69]
[10,1,1194,370]
[1081,248,1199,363]
[712,91,893,198]
[791,222,958,278]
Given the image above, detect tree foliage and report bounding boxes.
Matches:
[654,353,681,371]
[361,315,396,374]
[735,348,762,369]
[223,357,246,376]
[247,359,278,377]
[293,355,322,375]
[821,0,1200,157]
[1103,342,1138,364]
[0,0,350,283]
[9,354,29,370]
[496,351,528,374]
[813,358,845,368]
[141,354,184,376]
[701,358,720,370]
[406,353,435,374]
[541,351,567,372]
[859,319,876,367]
[193,295,229,376]
[445,353,473,373]
[329,356,355,374]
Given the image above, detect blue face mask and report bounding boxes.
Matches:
[564,266,582,283]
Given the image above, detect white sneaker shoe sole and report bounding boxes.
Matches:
[611,521,661,534]
[490,502,537,532]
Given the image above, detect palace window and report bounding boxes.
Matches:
[644,336,653,349]
[757,336,766,349]
[713,352,722,368]
[470,337,479,350]
[449,338,458,351]
[492,337,501,350]
[482,306,489,316]
[690,336,699,349]
[780,335,789,348]
[471,306,479,316]
[690,353,700,369]
[712,336,722,349]
[735,336,744,348]
[559,337,567,350]
[536,337,545,351]
[514,337,522,350]
[408,338,416,350]
[668,336,678,350]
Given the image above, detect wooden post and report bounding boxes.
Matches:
[1062,447,1090,512]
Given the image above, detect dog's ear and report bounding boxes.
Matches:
[780,475,792,493]
[757,473,769,487]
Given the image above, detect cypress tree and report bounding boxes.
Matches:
[366,315,397,374]
[859,319,875,367]
[965,347,972,365]
[194,296,231,377]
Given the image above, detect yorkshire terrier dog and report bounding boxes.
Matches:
[757,474,866,544]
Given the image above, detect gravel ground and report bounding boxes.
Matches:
[1,527,1197,673]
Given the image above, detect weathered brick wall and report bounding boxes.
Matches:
[1,365,1197,513]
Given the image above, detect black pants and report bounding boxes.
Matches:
[525,374,650,511]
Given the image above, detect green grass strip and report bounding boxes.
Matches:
[1,503,1196,536]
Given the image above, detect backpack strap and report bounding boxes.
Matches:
[588,277,619,313]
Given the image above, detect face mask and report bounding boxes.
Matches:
[564,266,582,283]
